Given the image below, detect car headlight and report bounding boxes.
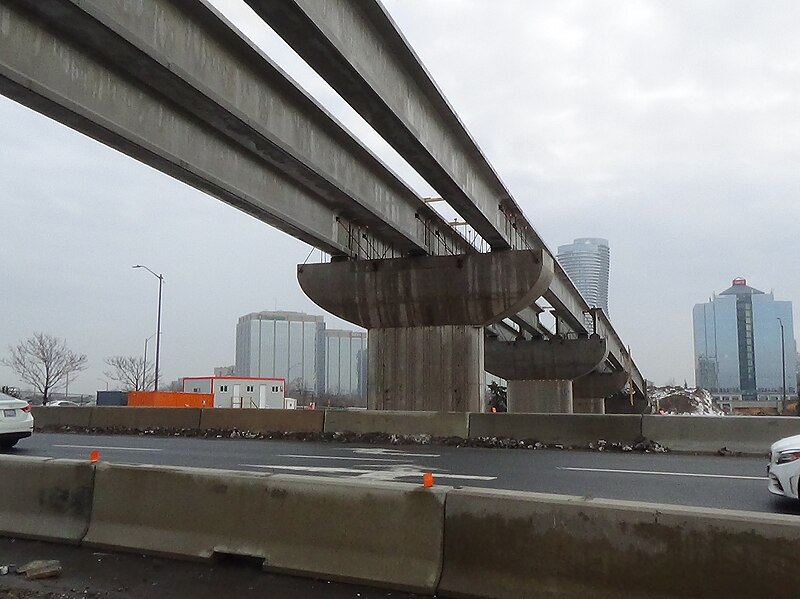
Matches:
[776,450,800,465]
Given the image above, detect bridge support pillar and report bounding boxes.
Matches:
[298,250,553,412]
[485,336,608,413]
[507,379,573,413]
[573,396,605,414]
[367,326,484,411]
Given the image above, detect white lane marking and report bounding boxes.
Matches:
[241,463,496,481]
[53,444,162,452]
[278,454,405,463]
[347,448,441,458]
[358,467,496,482]
[558,467,766,481]
[243,464,372,475]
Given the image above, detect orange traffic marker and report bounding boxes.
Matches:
[422,472,434,488]
[90,450,99,463]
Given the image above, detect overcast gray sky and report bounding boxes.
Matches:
[2,0,799,394]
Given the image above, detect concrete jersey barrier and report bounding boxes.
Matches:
[199,408,324,434]
[85,463,446,594]
[89,407,202,430]
[324,410,470,438]
[468,413,642,446]
[31,406,92,429]
[28,408,800,457]
[4,455,800,596]
[642,414,800,454]
[0,456,94,543]
[438,487,800,598]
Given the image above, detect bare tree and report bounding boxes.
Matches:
[104,355,154,391]
[2,333,88,405]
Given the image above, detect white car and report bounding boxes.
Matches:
[47,400,80,407]
[0,391,34,450]
[767,434,800,499]
[0,393,33,449]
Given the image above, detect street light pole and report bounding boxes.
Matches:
[133,265,164,392]
[142,332,157,391]
[778,317,787,414]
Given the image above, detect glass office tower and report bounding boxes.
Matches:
[557,238,610,316]
[235,311,326,396]
[693,278,797,402]
[324,329,367,400]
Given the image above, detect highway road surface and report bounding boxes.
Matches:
[7,432,796,515]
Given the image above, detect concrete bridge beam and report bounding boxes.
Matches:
[573,371,629,414]
[299,250,553,411]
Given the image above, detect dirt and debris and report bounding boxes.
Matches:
[37,425,670,454]
[17,562,61,581]
[0,538,428,599]
[37,426,669,453]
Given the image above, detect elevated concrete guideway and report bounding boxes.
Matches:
[252,0,644,396]
[0,0,469,260]
[1,0,644,407]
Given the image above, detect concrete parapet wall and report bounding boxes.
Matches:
[0,456,94,543]
[469,413,642,445]
[324,410,469,438]
[438,487,800,598]
[199,408,324,433]
[85,463,445,593]
[31,406,92,428]
[89,407,202,430]
[643,415,800,454]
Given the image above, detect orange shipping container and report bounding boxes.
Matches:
[127,391,213,408]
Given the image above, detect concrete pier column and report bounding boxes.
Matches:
[507,379,572,413]
[298,250,553,412]
[368,326,484,411]
[573,397,605,414]
[485,336,608,413]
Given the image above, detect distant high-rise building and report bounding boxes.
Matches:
[557,238,610,318]
[324,330,367,401]
[693,278,797,403]
[235,311,326,396]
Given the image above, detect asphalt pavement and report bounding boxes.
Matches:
[7,431,799,514]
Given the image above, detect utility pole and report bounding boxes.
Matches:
[778,318,787,414]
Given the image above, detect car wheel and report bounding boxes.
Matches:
[0,440,18,450]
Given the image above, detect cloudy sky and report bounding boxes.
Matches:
[2,0,799,394]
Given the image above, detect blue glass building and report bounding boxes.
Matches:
[693,278,797,403]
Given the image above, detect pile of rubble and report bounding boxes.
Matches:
[649,384,723,415]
